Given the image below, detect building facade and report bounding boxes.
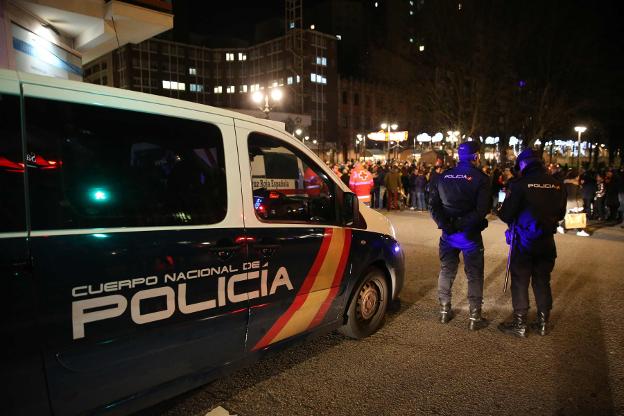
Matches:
[84,29,339,159]
[337,77,418,161]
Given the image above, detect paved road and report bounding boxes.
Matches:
[139,212,624,416]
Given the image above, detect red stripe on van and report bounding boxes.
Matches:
[307,229,352,329]
[252,228,333,351]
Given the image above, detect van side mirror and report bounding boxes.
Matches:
[343,191,359,227]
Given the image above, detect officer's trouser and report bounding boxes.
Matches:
[510,238,556,315]
[437,232,484,308]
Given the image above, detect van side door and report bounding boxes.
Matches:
[21,83,248,415]
[0,77,51,415]
[235,121,353,351]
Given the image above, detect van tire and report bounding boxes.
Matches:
[339,267,389,339]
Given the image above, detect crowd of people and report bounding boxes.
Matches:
[327,158,624,227]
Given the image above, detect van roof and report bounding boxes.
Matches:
[0,69,286,131]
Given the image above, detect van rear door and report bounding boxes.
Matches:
[21,82,248,415]
[1,75,51,415]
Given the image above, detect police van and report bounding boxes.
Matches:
[0,69,404,415]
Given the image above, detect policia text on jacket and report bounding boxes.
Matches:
[0,69,404,416]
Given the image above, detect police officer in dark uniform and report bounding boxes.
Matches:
[429,141,491,330]
[497,148,567,337]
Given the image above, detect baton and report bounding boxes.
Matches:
[503,223,515,293]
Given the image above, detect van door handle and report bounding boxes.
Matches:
[208,245,241,261]
[254,243,280,258]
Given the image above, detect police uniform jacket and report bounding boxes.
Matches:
[429,161,491,235]
[498,162,566,252]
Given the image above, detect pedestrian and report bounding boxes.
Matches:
[340,167,350,187]
[429,141,491,330]
[348,162,374,206]
[497,148,566,337]
[374,163,386,209]
[557,169,590,237]
[604,170,620,221]
[384,164,402,211]
[414,170,428,211]
[580,170,596,219]
[594,173,606,221]
[408,168,418,210]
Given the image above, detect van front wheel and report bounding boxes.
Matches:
[339,268,389,339]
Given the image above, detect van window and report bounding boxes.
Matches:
[25,98,227,230]
[248,133,336,224]
[0,94,25,232]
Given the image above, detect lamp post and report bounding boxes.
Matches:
[381,122,398,161]
[356,133,367,161]
[574,126,587,169]
[251,88,283,119]
[294,128,303,142]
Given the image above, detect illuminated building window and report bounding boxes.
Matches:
[296,75,301,83]
[419,45,425,52]
[315,56,328,66]
[214,86,222,94]
[226,86,235,93]
[163,80,185,90]
[240,85,248,93]
[190,84,203,92]
[287,76,293,85]
[238,53,247,61]
[189,67,196,75]
[225,53,235,61]
[311,73,317,82]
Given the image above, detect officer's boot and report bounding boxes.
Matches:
[468,306,488,331]
[439,303,454,323]
[530,311,551,336]
[497,313,528,338]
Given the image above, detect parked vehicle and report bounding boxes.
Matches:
[1,70,404,415]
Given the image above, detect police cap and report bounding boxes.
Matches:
[458,141,481,161]
[515,148,541,171]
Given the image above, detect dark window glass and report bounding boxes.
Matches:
[248,133,336,224]
[354,93,359,106]
[342,91,348,104]
[25,98,227,230]
[0,94,25,232]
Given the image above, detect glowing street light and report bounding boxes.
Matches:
[356,133,367,161]
[574,126,587,169]
[251,88,283,119]
[381,122,398,160]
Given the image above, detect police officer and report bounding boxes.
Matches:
[497,148,567,337]
[429,142,491,330]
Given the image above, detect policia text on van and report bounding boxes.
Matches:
[0,70,404,416]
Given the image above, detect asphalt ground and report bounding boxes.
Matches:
[139,211,624,416]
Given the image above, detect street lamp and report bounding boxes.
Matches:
[251,88,283,119]
[381,122,398,161]
[356,133,367,161]
[294,128,304,142]
[574,126,587,169]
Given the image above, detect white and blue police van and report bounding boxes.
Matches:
[0,69,404,415]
